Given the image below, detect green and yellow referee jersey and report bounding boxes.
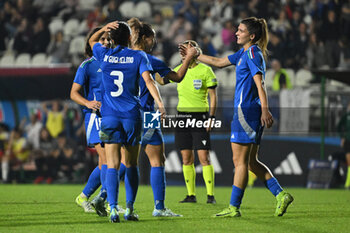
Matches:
[174,62,217,112]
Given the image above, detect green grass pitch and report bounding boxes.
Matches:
[0,185,349,233]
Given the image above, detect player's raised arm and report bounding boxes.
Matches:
[179,43,231,68]
[165,42,199,83]
[89,21,119,49]
[142,71,166,118]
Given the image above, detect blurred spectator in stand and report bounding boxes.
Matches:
[0,124,10,176]
[268,32,286,66]
[174,0,199,26]
[30,17,51,55]
[290,10,302,36]
[16,0,37,22]
[103,0,122,23]
[47,31,70,63]
[22,113,43,150]
[209,0,234,24]
[200,34,217,57]
[306,32,327,69]
[13,18,32,53]
[342,0,350,38]
[202,6,220,36]
[32,127,56,184]
[270,11,291,39]
[319,10,340,68]
[271,59,292,92]
[337,103,350,189]
[52,133,78,182]
[338,36,350,69]
[1,127,29,183]
[58,0,79,20]
[234,9,248,25]
[167,13,193,47]
[152,11,170,37]
[3,2,22,39]
[42,100,67,139]
[87,3,106,30]
[221,20,236,51]
[33,0,62,18]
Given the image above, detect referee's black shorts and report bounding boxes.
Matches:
[175,112,211,151]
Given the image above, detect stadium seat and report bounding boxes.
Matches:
[215,69,229,87]
[15,53,31,67]
[0,54,15,67]
[78,19,88,35]
[169,53,181,68]
[135,1,152,19]
[32,53,48,67]
[212,34,223,51]
[78,0,98,11]
[265,68,274,90]
[285,68,295,86]
[119,1,135,18]
[69,36,86,55]
[49,18,64,35]
[64,19,80,38]
[295,69,313,87]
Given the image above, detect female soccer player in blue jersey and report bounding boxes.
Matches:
[89,21,165,223]
[71,28,110,215]
[124,17,198,217]
[181,17,294,217]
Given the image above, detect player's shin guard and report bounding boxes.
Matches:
[265,177,283,197]
[125,166,139,210]
[82,166,101,198]
[151,166,165,210]
[106,168,119,210]
[100,164,107,200]
[183,164,196,196]
[230,185,244,208]
[202,165,214,196]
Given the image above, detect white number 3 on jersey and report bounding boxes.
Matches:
[110,71,124,97]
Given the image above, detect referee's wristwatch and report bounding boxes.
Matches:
[209,115,215,119]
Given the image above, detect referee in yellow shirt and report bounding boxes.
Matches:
[159,40,218,204]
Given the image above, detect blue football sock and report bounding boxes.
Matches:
[82,166,101,198]
[106,168,119,210]
[151,167,165,210]
[230,185,244,208]
[265,177,283,197]
[125,166,139,210]
[119,163,126,181]
[100,164,107,200]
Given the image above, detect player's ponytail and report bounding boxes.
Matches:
[241,17,269,60]
[128,17,155,50]
[257,18,268,60]
[127,17,142,47]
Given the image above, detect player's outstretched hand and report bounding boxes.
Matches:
[261,109,273,128]
[178,42,201,59]
[85,100,101,111]
[103,21,119,32]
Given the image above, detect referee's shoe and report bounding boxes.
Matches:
[179,195,197,203]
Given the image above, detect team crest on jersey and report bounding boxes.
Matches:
[193,80,202,90]
[237,58,242,66]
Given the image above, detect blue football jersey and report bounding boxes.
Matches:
[228,45,265,120]
[93,43,153,119]
[139,54,171,111]
[73,57,102,114]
